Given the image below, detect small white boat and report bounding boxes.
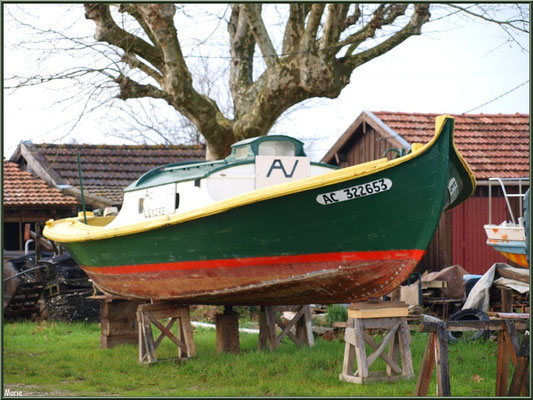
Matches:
[484,177,529,268]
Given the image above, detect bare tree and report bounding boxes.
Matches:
[5,3,529,159]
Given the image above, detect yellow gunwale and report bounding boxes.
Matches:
[44,115,476,243]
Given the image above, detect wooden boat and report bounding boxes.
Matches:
[484,178,529,268]
[43,115,475,305]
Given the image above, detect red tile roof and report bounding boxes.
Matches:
[31,143,206,204]
[3,160,78,207]
[372,112,530,179]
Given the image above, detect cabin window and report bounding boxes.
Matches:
[194,179,201,187]
[175,193,180,209]
[234,146,250,160]
[258,141,295,157]
[138,197,144,214]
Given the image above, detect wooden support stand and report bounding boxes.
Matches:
[258,305,314,350]
[339,301,414,384]
[100,299,147,348]
[215,306,240,354]
[416,318,529,397]
[137,302,196,364]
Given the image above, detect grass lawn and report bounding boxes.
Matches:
[3,320,507,397]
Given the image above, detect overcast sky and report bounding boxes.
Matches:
[2,3,530,161]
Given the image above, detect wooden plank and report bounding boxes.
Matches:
[398,319,414,378]
[258,307,269,350]
[296,305,315,347]
[276,306,305,343]
[364,322,399,369]
[137,310,145,362]
[419,320,523,333]
[415,333,436,396]
[215,312,240,354]
[264,307,278,350]
[501,288,514,313]
[495,330,510,396]
[362,317,403,330]
[342,340,356,376]
[386,329,400,376]
[349,301,407,310]
[273,313,302,346]
[508,356,529,396]
[421,281,448,289]
[101,300,143,319]
[508,335,529,396]
[435,323,451,396]
[353,318,368,379]
[149,316,185,351]
[363,330,402,374]
[141,314,157,363]
[101,318,137,336]
[179,308,197,358]
[153,318,176,351]
[349,307,408,319]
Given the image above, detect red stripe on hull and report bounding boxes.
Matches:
[83,249,424,274]
[84,250,424,304]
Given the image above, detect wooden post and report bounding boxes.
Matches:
[296,304,315,347]
[414,322,450,396]
[501,288,513,313]
[435,323,451,396]
[508,334,530,396]
[417,319,528,397]
[258,305,314,350]
[339,302,413,384]
[215,306,240,354]
[415,332,436,396]
[137,302,196,364]
[100,299,146,348]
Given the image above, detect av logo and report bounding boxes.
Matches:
[256,155,310,189]
[266,159,299,178]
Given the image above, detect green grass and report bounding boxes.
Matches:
[3,321,509,397]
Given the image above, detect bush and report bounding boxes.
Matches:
[326,304,347,325]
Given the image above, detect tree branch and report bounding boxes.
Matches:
[242,4,278,68]
[115,75,168,101]
[345,3,430,69]
[282,3,308,55]
[340,4,409,57]
[319,3,350,55]
[228,4,255,116]
[121,53,163,84]
[84,3,163,71]
[447,4,529,33]
[301,3,325,53]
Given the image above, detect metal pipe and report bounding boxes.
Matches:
[24,239,34,255]
[3,265,42,282]
[488,180,492,225]
[77,153,88,224]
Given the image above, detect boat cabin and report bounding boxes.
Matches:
[107,136,335,227]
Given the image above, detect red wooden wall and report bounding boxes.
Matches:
[450,196,512,274]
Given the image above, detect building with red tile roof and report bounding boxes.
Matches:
[322,111,529,180]
[3,159,79,256]
[3,160,78,208]
[9,142,206,207]
[322,111,530,274]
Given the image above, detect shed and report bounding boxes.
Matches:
[322,111,530,274]
[9,141,206,208]
[3,159,79,259]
